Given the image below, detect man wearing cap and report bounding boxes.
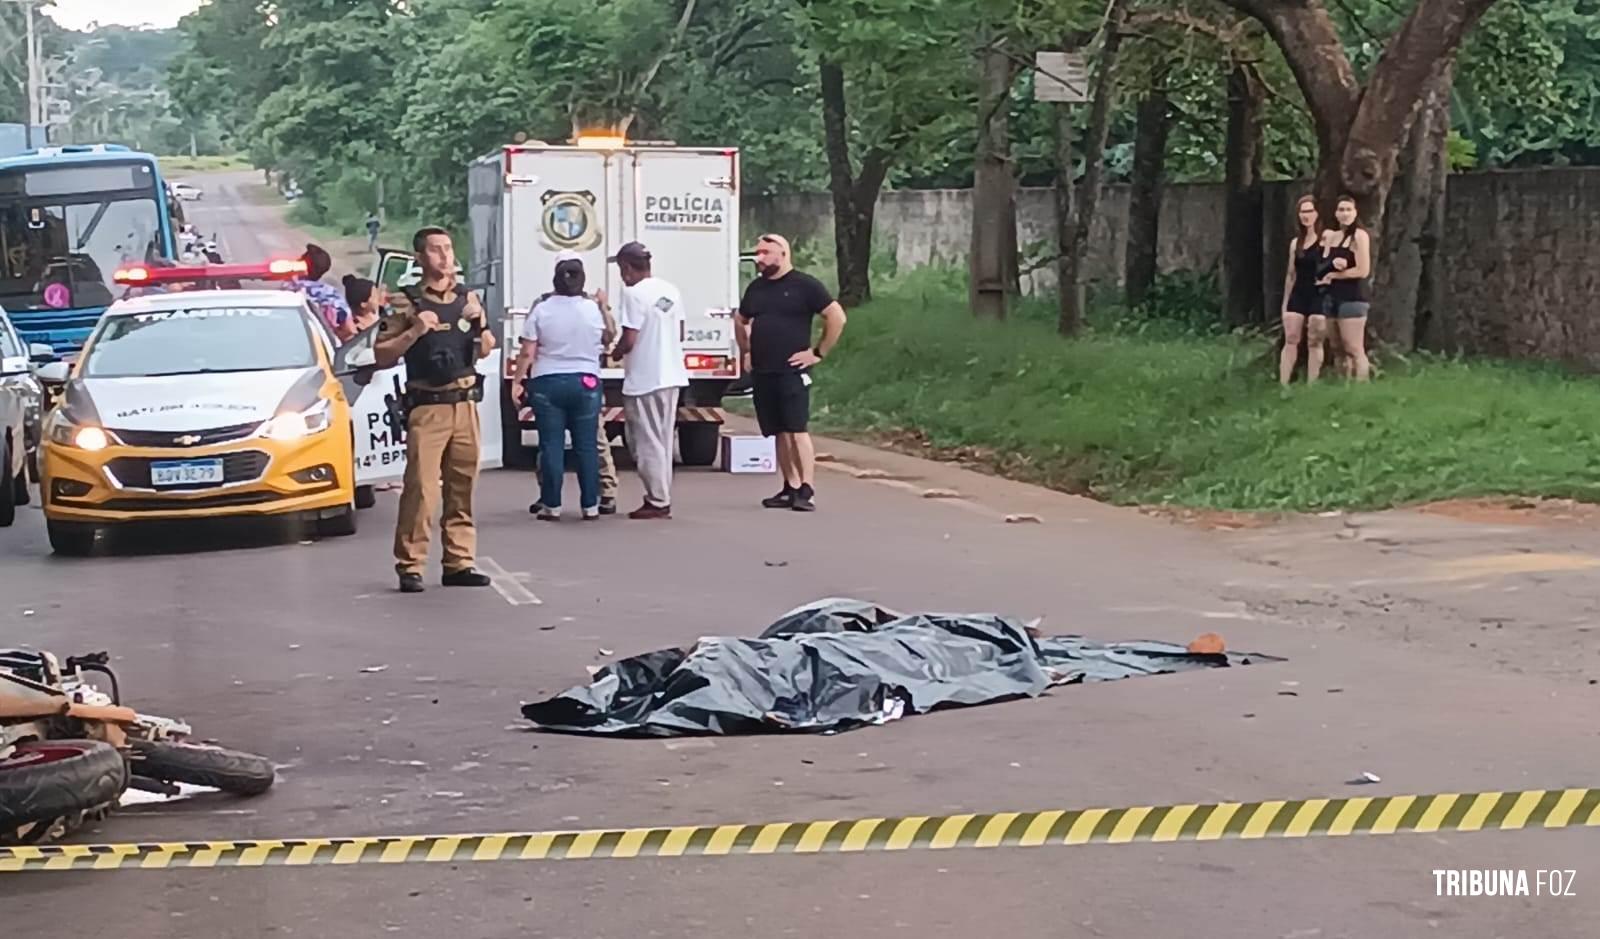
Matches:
[733,233,847,512]
[608,242,687,519]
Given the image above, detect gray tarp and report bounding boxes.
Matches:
[520,599,1279,736]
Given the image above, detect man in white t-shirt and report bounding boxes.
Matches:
[608,242,688,519]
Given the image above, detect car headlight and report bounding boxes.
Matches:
[0,374,40,428]
[74,426,110,451]
[262,398,333,441]
[0,373,40,399]
[45,411,116,450]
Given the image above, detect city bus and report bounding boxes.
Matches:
[0,144,177,354]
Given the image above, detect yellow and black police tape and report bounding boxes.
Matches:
[3,786,1596,873]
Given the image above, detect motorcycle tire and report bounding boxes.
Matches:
[129,739,276,796]
[0,740,130,831]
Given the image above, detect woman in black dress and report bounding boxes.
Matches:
[1278,195,1329,384]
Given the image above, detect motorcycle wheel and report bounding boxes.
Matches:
[129,739,276,796]
[0,740,130,831]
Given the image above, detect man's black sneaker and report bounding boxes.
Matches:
[762,487,796,509]
[791,488,817,512]
[398,573,425,593]
[599,497,618,516]
[443,568,492,587]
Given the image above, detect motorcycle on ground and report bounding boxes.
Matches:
[0,648,275,845]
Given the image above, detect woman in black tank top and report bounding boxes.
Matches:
[1278,195,1330,384]
[1317,195,1373,381]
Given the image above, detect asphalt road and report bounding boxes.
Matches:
[2,175,1595,937]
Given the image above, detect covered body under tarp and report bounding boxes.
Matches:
[520,599,1279,737]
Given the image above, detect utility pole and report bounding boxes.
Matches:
[3,0,43,147]
[23,0,38,148]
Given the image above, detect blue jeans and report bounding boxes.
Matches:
[528,373,602,510]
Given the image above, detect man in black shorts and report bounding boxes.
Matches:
[734,233,847,512]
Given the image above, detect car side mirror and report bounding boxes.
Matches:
[336,345,377,377]
[29,342,54,363]
[35,361,70,383]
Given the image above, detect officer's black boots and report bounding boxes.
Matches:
[443,568,492,588]
[399,573,425,593]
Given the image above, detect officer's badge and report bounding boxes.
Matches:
[540,190,602,251]
[458,318,471,333]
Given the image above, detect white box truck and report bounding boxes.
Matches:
[460,138,744,468]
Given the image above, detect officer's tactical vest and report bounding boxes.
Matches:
[402,285,480,386]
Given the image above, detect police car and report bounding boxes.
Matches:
[36,260,366,555]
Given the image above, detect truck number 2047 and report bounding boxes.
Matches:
[684,328,723,343]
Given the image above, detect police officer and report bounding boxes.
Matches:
[374,226,496,593]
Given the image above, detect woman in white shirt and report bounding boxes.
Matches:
[511,253,613,520]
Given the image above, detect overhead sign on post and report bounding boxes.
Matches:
[1035,51,1090,103]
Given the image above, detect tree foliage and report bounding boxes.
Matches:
[148,0,1600,246]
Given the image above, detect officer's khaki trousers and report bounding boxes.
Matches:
[394,401,480,575]
[597,408,617,502]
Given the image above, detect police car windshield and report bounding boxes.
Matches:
[80,306,317,379]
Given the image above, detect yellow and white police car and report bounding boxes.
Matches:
[37,260,365,555]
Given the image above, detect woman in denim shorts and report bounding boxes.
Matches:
[1318,196,1373,381]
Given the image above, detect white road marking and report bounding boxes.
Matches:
[479,556,542,606]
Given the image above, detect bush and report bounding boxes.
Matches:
[807,281,1600,511]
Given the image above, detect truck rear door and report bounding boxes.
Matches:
[504,147,622,314]
[628,149,740,379]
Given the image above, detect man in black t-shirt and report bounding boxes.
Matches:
[734,233,848,512]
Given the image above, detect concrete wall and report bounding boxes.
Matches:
[743,183,1225,295]
[743,168,1600,368]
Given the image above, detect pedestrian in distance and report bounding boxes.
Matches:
[374,227,497,593]
[1278,195,1331,385]
[607,242,687,520]
[1317,195,1374,382]
[366,211,382,254]
[733,233,847,512]
[511,251,613,521]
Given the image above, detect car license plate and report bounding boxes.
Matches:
[150,459,224,487]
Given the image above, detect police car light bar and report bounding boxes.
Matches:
[113,259,309,285]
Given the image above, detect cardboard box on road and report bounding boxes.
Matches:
[722,435,775,473]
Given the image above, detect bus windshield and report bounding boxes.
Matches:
[0,162,166,315]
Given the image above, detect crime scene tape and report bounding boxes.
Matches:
[3,786,1596,874]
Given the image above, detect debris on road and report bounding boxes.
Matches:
[1005,514,1042,524]
[360,665,389,674]
[1349,771,1382,785]
[520,598,1280,737]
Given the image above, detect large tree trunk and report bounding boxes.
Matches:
[1412,85,1451,350]
[1125,82,1170,308]
[1217,0,1498,331]
[970,38,1018,319]
[818,59,893,306]
[1374,61,1453,350]
[1058,0,1129,336]
[1222,62,1266,328]
[1052,102,1078,334]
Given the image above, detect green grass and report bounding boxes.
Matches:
[805,270,1600,512]
[157,154,251,174]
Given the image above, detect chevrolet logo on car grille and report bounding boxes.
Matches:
[174,434,202,446]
